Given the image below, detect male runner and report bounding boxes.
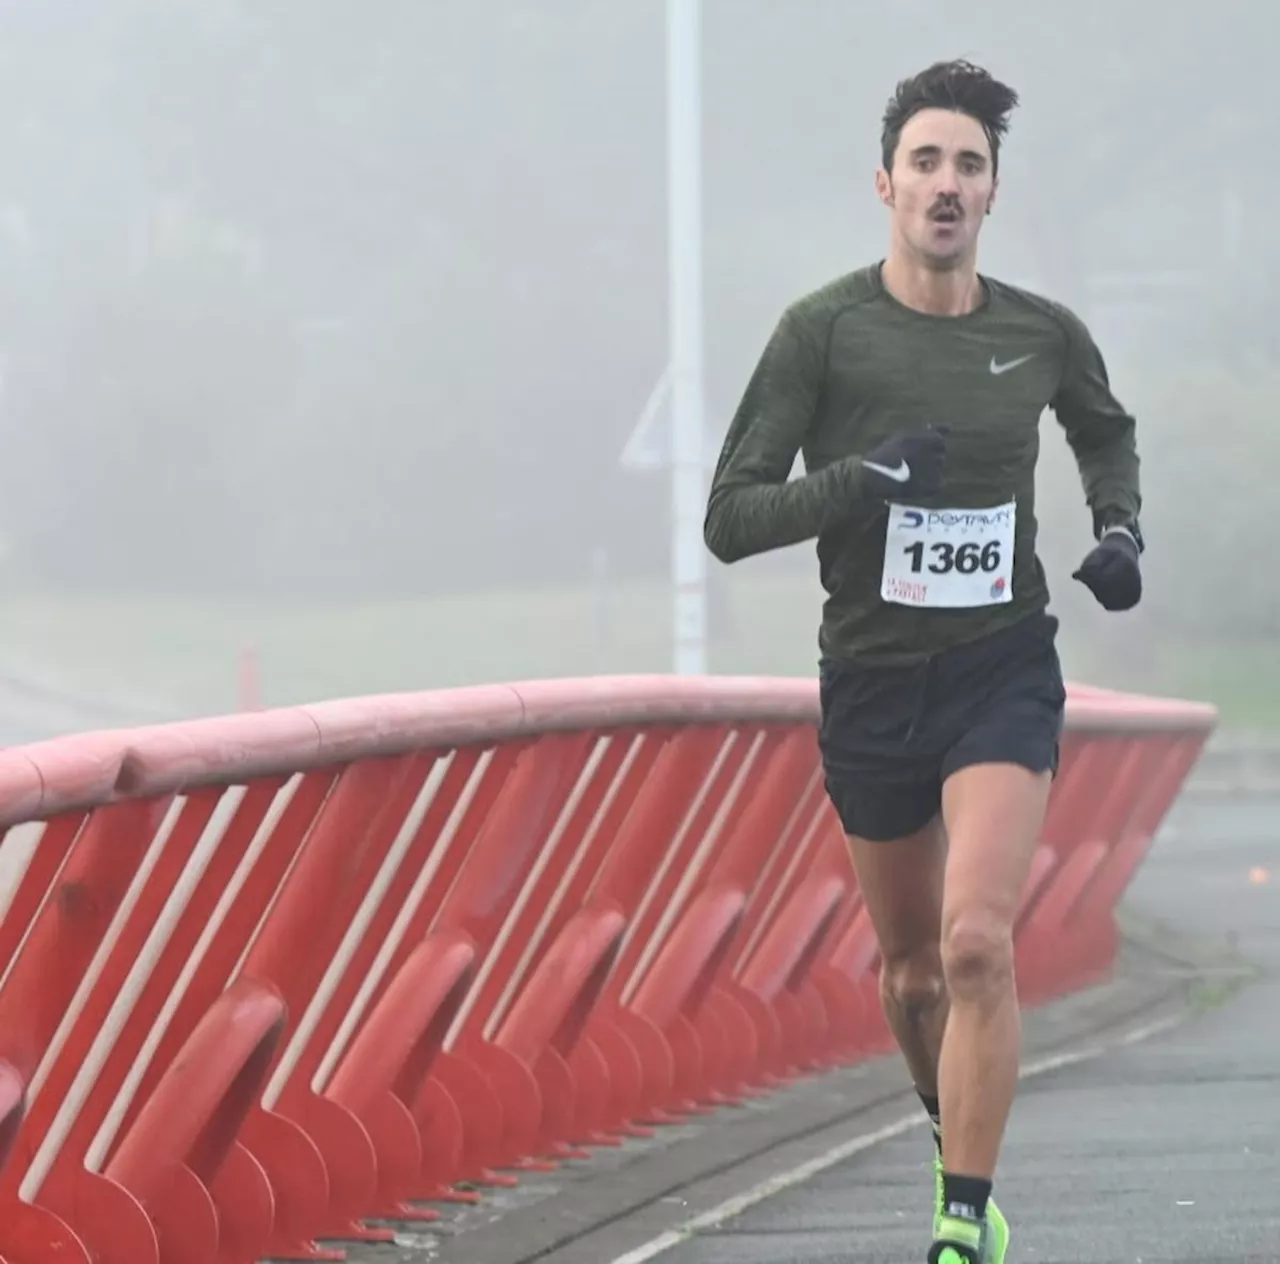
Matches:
[703,59,1143,1264]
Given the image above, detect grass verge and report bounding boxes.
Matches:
[0,579,1273,731]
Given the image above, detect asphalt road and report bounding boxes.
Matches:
[652,792,1280,1264]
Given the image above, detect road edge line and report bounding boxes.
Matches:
[605,1009,1187,1264]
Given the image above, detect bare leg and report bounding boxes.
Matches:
[846,818,948,1099]
[936,762,1050,1180]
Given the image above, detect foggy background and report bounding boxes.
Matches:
[0,0,1274,735]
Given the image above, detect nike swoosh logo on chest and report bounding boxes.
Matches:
[989,354,1035,375]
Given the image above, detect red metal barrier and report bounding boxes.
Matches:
[0,674,1215,1263]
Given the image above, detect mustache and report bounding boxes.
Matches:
[928,196,963,219]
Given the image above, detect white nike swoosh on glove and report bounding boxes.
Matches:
[863,459,911,483]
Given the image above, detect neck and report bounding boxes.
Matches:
[880,249,982,316]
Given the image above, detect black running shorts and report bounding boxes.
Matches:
[817,612,1067,843]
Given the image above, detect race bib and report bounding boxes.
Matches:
[880,500,1016,608]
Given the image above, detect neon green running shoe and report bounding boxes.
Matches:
[928,1213,984,1264]
[932,1152,1009,1264]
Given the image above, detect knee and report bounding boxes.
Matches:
[941,909,1015,1003]
[881,945,945,1016]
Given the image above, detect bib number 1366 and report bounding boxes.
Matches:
[903,539,1003,576]
[880,500,1016,608]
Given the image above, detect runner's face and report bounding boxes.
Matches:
[878,108,997,270]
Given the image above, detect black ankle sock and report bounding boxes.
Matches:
[918,1091,942,1153]
[941,1172,992,1223]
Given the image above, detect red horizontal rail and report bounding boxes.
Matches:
[0,673,1215,1263]
[0,677,1216,830]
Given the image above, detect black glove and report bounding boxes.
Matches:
[859,425,949,501]
[1073,527,1142,611]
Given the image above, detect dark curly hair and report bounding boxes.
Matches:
[881,60,1019,176]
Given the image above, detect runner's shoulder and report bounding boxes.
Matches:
[983,275,1095,347]
[778,264,882,345]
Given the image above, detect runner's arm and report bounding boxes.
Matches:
[1050,306,1143,544]
[704,310,862,563]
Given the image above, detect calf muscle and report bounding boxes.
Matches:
[846,820,948,1096]
[936,761,1050,1178]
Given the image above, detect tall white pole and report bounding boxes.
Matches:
[667,0,707,676]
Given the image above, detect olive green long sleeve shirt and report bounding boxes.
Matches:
[704,264,1141,664]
